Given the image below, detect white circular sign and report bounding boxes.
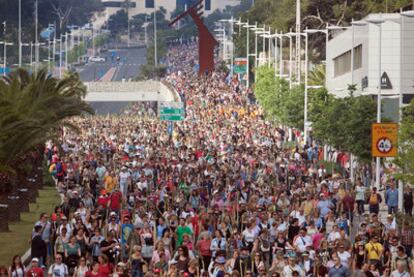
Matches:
[376,137,392,154]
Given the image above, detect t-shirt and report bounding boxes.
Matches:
[176,225,193,246]
[26,267,44,277]
[337,251,351,267]
[365,242,383,260]
[121,223,133,245]
[355,186,365,201]
[48,263,68,277]
[109,192,122,210]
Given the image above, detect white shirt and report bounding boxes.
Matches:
[390,271,410,277]
[293,235,312,253]
[337,251,351,267]
[48,263,68,277]
[242,228,256,243]
[327,231,341,243]
[283,264,304,277]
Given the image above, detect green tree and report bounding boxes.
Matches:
[395,99,414,185]
[0,68,93,173]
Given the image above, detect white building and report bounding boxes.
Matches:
[326,13,414,120]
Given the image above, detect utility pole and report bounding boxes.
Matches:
[35,0,39,71]
[154,0,158,67]
[18,0,22,67]
[295,0,301,83]
[2,22,13,77]
[65,33,68,70]
[126,0,130,48]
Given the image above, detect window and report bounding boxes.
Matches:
[333,44,363,77]
[205,0,211,10]
[353,44,362,70]
[145,0,155,8]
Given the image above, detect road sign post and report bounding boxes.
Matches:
[158,101,185,121]
[371,123,398,157]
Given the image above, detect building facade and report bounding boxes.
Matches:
[326,13,414,119]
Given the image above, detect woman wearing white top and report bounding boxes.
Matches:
[8,255,25,277]
[72,257,88,277]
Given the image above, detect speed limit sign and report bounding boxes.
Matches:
[371,123,398,157]
[376,137,392,154]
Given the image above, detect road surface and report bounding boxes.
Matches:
[76,47,147,82]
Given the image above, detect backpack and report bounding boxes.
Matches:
[369,194,378,205]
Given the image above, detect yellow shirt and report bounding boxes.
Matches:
[104,175,117,193]
[365,242,383,260]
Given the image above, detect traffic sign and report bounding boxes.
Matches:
[234,58,247,74]
[371,123,398,157]
[158,101,185,121]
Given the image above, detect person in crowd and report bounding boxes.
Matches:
[8,255,25,277]
[25,258,44,277]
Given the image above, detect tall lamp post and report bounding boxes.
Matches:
[18,0,22,67]
[303,28,328,146]
[365,18,385,189]
[242,21,256,88]
[154,1,158,67]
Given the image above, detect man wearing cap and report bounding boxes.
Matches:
[26,258,44,277]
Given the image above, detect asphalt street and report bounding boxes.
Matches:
[77,47,147,82]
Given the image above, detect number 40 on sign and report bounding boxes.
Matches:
[371,123,398,157]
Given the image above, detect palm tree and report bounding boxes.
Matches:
[0,68,93,229]
[308,64,326,87]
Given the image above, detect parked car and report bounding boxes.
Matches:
[89,56,106,62]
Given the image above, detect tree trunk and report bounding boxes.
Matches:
[0,204,9,232]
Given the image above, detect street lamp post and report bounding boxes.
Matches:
[64,33,68,70]
[154,1,158,67]
[303,28,327,146]
[18,0,22,67]
[1,22,13,77]
[365,18,385,189]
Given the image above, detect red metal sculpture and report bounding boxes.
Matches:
[169,0,217,74]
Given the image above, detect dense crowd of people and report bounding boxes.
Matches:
[3,42,414,277]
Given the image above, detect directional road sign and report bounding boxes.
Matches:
[158,101,185,121]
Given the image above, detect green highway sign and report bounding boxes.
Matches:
[158,101,185,121]
[160,115,185,121]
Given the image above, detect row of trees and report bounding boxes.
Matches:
[254,66,377,163]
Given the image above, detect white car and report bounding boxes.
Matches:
[89,56,106,62]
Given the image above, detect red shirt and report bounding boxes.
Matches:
[109,191,122,210]
[98,263,112,277]
[85,271,105,277]
[97,195,109,208]
[26,267,44,277]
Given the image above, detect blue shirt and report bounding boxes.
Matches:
[328,265,351,277]
[317,200,334,218]
[386,188,399,207]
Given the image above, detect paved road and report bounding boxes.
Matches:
[77,47,147,82]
